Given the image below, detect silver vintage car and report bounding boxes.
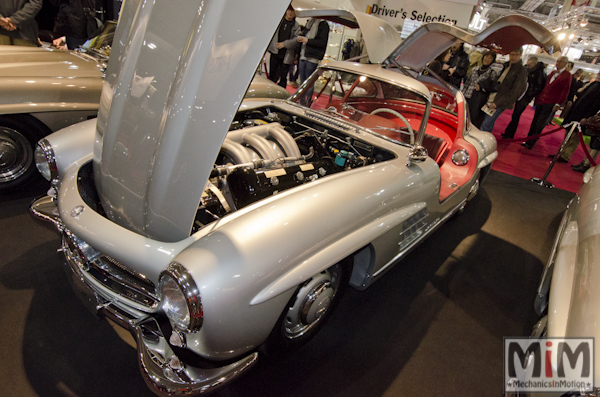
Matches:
[0,23,116,192]
[530,155,600,396]
[30,1,558,395]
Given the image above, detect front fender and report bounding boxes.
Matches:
[250,202,426,305]
[44,118,98,178]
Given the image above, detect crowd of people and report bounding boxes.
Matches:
[0,0,107,49]
[430,41,600,173]
[3,3,599,174]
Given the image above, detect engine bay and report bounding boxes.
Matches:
[192,106,395,233]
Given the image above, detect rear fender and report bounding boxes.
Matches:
[547,221,579,338]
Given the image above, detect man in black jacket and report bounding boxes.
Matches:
[502,57,546,139]
[556,71,600,166]
[297,18,329,105]
[444,42,469,89]
[0,0,42,46]
[297,18,329,84]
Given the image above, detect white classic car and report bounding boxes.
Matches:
[30,1,558,395]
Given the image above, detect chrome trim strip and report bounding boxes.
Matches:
[373,199,466,277]
[478,151,498,169]
[160,262,203,332]
[36,139,59,181]
[534,209,570,315]
[30,195,63,231]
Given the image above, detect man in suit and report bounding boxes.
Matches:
[522,56,571,150]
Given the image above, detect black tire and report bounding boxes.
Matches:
[0,114,51,192]
[261,260,349,356]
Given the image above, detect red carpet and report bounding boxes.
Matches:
[490,106,584,193]
[285,82,583,193]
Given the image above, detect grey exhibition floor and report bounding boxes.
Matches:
[0,170,575,397]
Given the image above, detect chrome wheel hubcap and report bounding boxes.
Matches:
[0,127,32,183]
[283,264,341,339]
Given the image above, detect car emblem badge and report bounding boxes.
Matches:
[71,205,85,217]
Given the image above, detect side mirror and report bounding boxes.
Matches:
[406,145,428,166]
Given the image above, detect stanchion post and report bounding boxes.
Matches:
[531,122,580,188]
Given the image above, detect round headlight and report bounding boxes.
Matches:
[159,262,203,332]
[34,139,58,181]
[451,149,470,166]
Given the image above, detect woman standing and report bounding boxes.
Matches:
[461,50,499,127]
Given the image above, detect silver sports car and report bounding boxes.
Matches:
[30,1,558,395]
[530,159,600,396]
[0,23,115,192]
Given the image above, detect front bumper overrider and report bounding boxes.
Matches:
[30,195,258,396]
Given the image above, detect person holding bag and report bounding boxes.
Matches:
[461,50,500,128]
[480,47,528,133]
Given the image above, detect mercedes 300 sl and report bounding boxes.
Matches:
[30,0,558,395]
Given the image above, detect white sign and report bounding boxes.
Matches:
[350,0,475,29]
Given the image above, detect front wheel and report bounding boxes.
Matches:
[262,262,347,355]
[0,115,50,192]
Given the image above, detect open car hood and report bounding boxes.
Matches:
[387,15,560,71]
[292,3,401,64]
[93,0,289,242]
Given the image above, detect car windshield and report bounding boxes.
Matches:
[78,21,117,61]
[289,68,429,146]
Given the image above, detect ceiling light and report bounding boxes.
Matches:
[581,18,589,27]
[569,34,575,39]
[558,33,566,40]
[594,47,598,52]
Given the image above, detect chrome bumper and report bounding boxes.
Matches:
[30,195,258,396]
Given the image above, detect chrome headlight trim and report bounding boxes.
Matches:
[451,149,470,166]
[159,262,203,332]
[34,139,58,181]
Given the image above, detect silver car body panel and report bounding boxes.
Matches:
[292,5,402,64]
[535,165,600,386]
[245,75,290,100]
[387,14,560,72]
[0,45,103,130]
[93,0,290,242]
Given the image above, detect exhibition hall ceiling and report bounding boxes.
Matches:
[485,1,600,57]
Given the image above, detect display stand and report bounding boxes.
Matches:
[530,122,579,188]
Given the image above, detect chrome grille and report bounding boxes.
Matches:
[305,109,353,131]
[398,209,429,250]
[63,233,159,310]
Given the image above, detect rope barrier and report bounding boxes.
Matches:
[496,119,597,167]
[577,128,598,167]
[496,124,565,143]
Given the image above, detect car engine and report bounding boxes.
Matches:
[192,106,394,233]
